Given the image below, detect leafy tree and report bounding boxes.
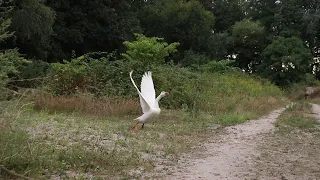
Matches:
[121,33,179,70]
[0,0,28,89]
[301,0,320,57]
[200,0,245,33]
[247,0,283,35]
[247,0,319,55]
[0,0,13,41]
[45,0,141,62]
[180,50,210,67]
[140,0,215,60]
[258,36,313,87]
[10,0,55,60]
[209,32,234,60]
[232,19,266,71]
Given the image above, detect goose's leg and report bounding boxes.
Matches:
[131,122,139,130]
[141,123,145,129]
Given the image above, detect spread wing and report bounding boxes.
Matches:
[129,71,151,113]
[141,71,156,107]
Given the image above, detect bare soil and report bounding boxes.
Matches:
[163,105,320,180]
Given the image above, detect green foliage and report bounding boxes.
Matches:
[46,51,133,96]
[46,55,92,95]
[0,0,14,41]
[122,33,179,69]
[46,49,284,117]
[11,0,55,59]
[47,34,180,96]
[180,50,210,67]
[0,49,28,88]
[45,0,141,61]
[0,0,28,98]
[140,0,215,57]
[209,32,233,60]
[201,0,245,33]
[151,65,202,109]
[232,19,266,71]
[248,0,319,57]
[258,36,313,87]
[15,60,50,87]
[201,60,239,73]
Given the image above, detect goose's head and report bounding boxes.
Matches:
[161,91,169,97]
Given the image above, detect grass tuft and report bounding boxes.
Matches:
[276,101,319,130]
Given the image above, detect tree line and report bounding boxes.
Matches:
[1,0,320,87]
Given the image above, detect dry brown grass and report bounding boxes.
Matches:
[34,93,140,116]
[237,96,287,117]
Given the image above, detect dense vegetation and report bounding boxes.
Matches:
[0,0,319,179]
[0,0,319,90]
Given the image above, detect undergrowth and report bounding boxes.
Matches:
[1,57,288,179]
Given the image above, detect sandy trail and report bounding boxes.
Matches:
[311,103,320,120]
[165,108,286,180]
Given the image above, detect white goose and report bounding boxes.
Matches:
[129,71,169,130]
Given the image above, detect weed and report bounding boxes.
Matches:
[276,101,319,130]
[215,113,251,126]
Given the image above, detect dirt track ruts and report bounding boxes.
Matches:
[165,108,286,180]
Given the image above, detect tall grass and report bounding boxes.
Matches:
[34,93,140,116]
[198,72,284,116]
[35,70,286,121]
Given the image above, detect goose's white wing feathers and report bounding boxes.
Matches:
[129,71,151,113]
[141,71,156,107]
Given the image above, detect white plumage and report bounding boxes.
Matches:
[129,71,169,130]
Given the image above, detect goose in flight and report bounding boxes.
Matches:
[129,71,169,130]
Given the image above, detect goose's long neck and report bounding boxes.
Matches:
[156,94,165,102]
[154,94,165,108]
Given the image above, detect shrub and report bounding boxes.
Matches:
[121,33,179,70]
[180,50,210,67]
[200,60,239,73]
[13,60,50,88]
[46,56,89,95]
[0,49,29,92]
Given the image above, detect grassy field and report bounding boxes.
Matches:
[0,72,288,179]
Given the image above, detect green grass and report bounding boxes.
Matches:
[276,101,319,130]
[0,101,212,179]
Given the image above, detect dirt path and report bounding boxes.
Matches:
[312,103,320,119]
[250,103,320,179]
[164,108,286,180]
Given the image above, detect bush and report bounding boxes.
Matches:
[122,33,179,70]
[44,33,285,117]
[180,50,210,67]
[0,49,28,88]
[200,60,240,73]
[13,60,50,88]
